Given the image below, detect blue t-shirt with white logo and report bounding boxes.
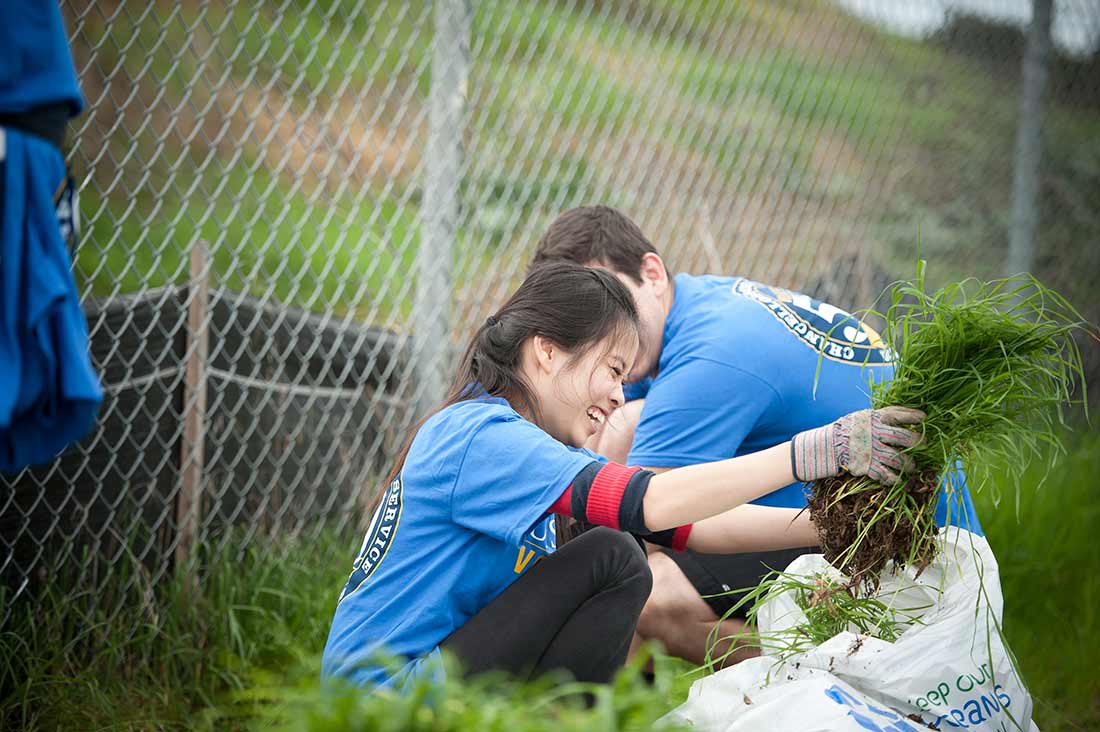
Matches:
[321,397,600,688]
[627,274,981,533]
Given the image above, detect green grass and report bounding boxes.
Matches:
[704,569,929,671]
[836,271,1088,578]
[230,650,694,732]
[975,429,1100,732]
[795,269,1090,586]
[878,271,1086,483]
[76,155,421,320]
[0,528,349,731]
[0,524,694,731]
[2,432,1096,731]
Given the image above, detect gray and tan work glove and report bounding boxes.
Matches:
[791,406,925,485]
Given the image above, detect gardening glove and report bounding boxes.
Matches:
[791,406,925,485]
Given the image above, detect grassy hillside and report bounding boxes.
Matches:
[66,0,1099,327]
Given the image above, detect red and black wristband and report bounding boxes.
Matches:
[550,461,693,552]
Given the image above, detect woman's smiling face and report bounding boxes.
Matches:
[535,327,638,448]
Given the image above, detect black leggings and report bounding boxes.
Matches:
[441,527,652,684]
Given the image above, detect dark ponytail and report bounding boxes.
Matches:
[365,262,639,516]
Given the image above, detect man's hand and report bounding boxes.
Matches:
[585,399,644,462]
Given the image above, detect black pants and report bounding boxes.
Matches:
[663,546,819,617]
[441,527,652,684]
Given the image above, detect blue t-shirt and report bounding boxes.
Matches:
[321,397,600,688]
[627,274,981,534]
[0,2,84,116]
[1,129,101,472]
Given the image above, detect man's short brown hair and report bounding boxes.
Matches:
[530,205,659,284]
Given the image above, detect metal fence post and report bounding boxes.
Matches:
[1008,0,1054,277]
[414,0,471,413]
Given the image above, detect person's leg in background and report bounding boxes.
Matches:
[635,546,816,667]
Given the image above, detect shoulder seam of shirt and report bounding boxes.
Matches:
[627,452,728,468]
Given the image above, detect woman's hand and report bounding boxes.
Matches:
[791,407,925,485]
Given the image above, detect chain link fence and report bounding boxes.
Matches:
[2,0,1097,630]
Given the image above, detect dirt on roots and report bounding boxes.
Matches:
[808,467,942,589]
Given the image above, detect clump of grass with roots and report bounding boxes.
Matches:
[705,267,1093,669]
[809,266,1090,589]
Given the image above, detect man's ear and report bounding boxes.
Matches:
[639,251,670,294]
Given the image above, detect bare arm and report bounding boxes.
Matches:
[684,505,816,554]
[641,443,795,531]
[637,407,924,533]
[636,464,816,553]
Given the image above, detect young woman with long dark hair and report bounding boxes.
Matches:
[322,263,922,689]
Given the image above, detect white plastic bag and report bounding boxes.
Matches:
[665,528,1036,732]
[665,658,933,732]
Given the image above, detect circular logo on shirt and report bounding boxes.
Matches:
[732,279,894,365]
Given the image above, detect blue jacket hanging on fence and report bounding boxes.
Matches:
[0,127,101,473]
[0,1,100,473]
[0,2,84,118]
